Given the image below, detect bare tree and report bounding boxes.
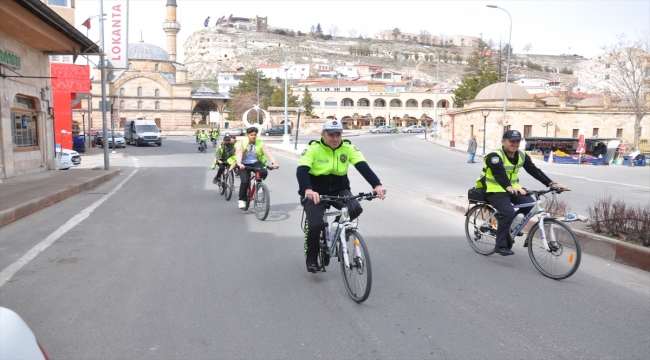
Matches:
[348,28,357,38]
[328,24,339,37]
[595,34,649,149]
[361,30,368,39]
[419,29,431,44]
[438,33,447,47]
[392,28,401,40]
[523,43,532,53]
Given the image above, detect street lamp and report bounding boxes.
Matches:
[423,45,440,140]
[76,108,87,150]
[283,59,290,145]
[487,4,512,138]
[542,121,554,137]
[481,108,490,155]
[256,66,260,125]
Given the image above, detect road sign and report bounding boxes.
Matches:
[434,122,438,126]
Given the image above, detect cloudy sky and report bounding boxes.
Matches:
[74,0,649,64]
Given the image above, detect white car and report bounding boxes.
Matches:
[0,307,49,360]
[57,148,81,170]
[401,125,426,133]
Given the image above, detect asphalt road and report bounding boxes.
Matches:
[1,136,648,359]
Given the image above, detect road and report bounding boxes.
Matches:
[1,136,648,359]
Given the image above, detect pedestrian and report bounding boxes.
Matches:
[467,135,477,163]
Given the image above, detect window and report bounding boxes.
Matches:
[324,98,337,106]
[325,88,330,91]
[154,64,159,71]
[593,128,599,137]
[119,100,124,110]
[605,64,610,68]
[504,125,511,132]
[155,89,160,97]
[616,128,623,138]
[312,98,321,106]
[138,101,143,109]
[119,87,125,96]
[345,88,351,91]
[524,125,532,138]
[155,101,160,110]
[605,75,610,80]
[11,96,38,148]
[47,0,69,7]
[137,86,142,96]
[224,76,230,81]
[572,129,579,138]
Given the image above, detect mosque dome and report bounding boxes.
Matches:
[577,97,604,107]
[128,42,170,61]
[543,97,559,106]
[475,82,532,101]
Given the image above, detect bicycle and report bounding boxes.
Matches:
[211,138,217,148]
[301,192,377,303]
[217,165,235,201]
[465,188,581,280]
[242,165,274,221]
[198,140,207,154]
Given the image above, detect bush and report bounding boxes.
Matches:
[588,194,650,246]
[545,193,571,218]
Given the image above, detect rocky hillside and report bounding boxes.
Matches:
[184,27,586,87]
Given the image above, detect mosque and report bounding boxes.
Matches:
[82,0,228,133]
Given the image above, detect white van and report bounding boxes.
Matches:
[124,120,162,146]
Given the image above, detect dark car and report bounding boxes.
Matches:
[263,125,292,136]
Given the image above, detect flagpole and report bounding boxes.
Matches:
[86,26,91,149]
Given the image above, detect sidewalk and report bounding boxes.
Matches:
[0,147,122,227]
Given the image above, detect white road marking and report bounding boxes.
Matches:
[544,171,649,189]
[391,140,419,156]
[420,185,434,190]
[0,167,139,289]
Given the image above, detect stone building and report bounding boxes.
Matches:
[78,0,228,133]
[439,82,650,150]
[1,0,99,178]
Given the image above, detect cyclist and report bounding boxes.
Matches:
[475,129,568,256]
[195,129,201,144]
[235,127,279,209]
[198,130,208,151]
[210,130,218,147]
[297,120,386,273]
[212,135,236,184]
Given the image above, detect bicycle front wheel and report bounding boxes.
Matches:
[254,182,270,221]
[340,230,372,303]
[218,173,226,195]
[225,171,234,201]
[465,204,497,255]
[527,218,581,280]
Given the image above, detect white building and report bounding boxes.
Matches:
[258,63,309,80]
[217,70,245,94]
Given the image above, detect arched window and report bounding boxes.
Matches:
[390,99,402,107]
[373,99,386,107]
[357,98,370,107]
[312,98,321,106]
[340,98,353,107]
[119,87,125,96]
[155,89,160,97]
[324,98,337,106]
[439,100,448,108]
[119,100,124,110]
[422,99,433,108]
[155,101,160,110]
[137,101,143,109]
[154,64,159,71]
[137,87,142,97]
[406,99,418,108]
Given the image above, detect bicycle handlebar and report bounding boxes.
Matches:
[521,188,570,196]
[242,165,275,171]
[319,192,378,202]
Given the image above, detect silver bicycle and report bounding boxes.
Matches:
[465,189,581,280]
[302,192,377,302]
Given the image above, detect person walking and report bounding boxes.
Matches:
[467,135,478,163]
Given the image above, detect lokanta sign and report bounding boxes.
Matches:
[104,0,128,69]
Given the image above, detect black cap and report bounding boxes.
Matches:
[503,129,522,141]
[223,135,232,141]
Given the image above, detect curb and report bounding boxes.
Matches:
[0,170,121,227]
[417,136,485,159]
[425,194,650,272]
[268,147,300,160]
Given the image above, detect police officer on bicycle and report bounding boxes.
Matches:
[475,130,568,256]
[297,120,386,273]
[235,127,279,210]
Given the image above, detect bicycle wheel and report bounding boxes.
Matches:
[526,218,581,280]
[253,182,270,221]
[224,171,234,201]
[465,204,497,255]
[318,230,330,269]
[340,230,372,303]
[218,173,225,195]
[244,181,252,211]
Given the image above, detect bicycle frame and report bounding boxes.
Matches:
[247,170,264,200]
[322,206,359,271]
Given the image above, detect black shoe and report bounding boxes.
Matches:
[306,258,319,273]
[497,247,515,256]
[213,177,218,184]
[523,241,528,248]
[517,230,524,236]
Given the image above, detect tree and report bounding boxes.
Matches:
[590,34,650,149]
[348,28,357,38]
[302,87,314,116]
[438,33,447,46]
[419,29,431,44]
[392,28,401,40]
[315,23,323,35]
[230,69,275,99]
[328,24,339,37]
[466,38,495,75]
[454,54,463,64]
[451,67,499,107]
[225,92,257,122]
[310,25,315,36]
[268,86,299,107]
[523,43,532,53]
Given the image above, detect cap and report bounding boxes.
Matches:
[223,135,232,141]
[503,129,522,141]
[322,120,343,133]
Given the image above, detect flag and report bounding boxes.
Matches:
[82,17,91,29]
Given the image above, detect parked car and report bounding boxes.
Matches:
[94,131,104,145]
[263,125,292,136]
[223,128,246,137]
[370,126,396,134]
[0,307,49,360]
[99,132,126,148]
[401,125,426,133]
[57,148,81,170]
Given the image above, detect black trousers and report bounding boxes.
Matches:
[238,161,268,201]
[486,192,534,248]
[303,189,363,259]
[214,162,228,180]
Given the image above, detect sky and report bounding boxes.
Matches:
[74,0,649,64]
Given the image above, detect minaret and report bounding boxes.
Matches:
[162,0,181,61]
